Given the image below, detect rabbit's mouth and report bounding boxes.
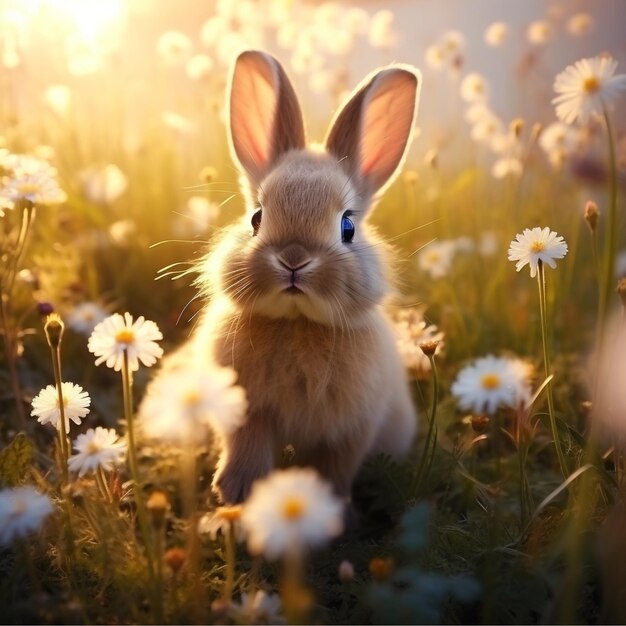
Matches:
[284,285,304,295]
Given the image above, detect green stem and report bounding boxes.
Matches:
[50,345,69,484]
[412,354,439,495]
[121,351,156,584]
[224,521,236,603]
[598,107,618,343]
[537,262,568,478]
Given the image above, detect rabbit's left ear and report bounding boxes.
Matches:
[228,50,306,187]
[325,66,420,197]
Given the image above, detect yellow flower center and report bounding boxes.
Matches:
[11,498,27,517]
[55,394,69,408]
[18,183,41,195]
[530,241,545,253]
[182,388,201,407]
[115,328,135,345]
[87,440,101,454]
[583,76,600,93]
[282,496,306,520]
[217,505,243,523]
[481,373,501,390]
[427,251,441,263]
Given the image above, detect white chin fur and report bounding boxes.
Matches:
[250,290,337,325]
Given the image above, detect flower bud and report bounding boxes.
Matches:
[419,340,439,357]
[44,313,64,348]
[147,490,170,529]
[510,117,524,138]
[338,560,355,583]
[584,200,599,232]
[369,557,394,582]
[164,547,185,573]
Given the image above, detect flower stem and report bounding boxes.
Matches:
[224,521,236,603]
[537,262,568,478]
[121,351,156,585]
[598,107,618,343]
[412,354,439,495]
[49,344,69,484]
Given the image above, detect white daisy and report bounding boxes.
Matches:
[66,301,108,335]
[368,10,395,50]
[539,122,578,160]
[451,355,533,415]
[392,309,445,373]
[31,382,91,432]
[68,427,126,476]
[198,506,245,543]
[0,154,66,206]
[139,366,247,443]
[417,240,457,279]
[87,312,163,372]
[553,56,626,125]
[508,227,568,278]
[0,486,54,545]
[425,44,445,70]
[240,468,344,560]
[186,54,214,81]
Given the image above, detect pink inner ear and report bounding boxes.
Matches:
[230,53,280,180]
[359,72,417,191]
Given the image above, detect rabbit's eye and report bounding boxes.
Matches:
[251,209,262,236]
[341,211,355,243]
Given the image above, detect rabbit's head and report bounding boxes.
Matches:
[208,50,420,327]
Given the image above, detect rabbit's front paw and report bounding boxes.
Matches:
[213,462,268,504]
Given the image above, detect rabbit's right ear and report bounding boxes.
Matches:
[228,50,305,187]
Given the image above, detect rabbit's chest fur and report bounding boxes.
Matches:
[211,308,389,450]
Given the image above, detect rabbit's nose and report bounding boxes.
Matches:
[276,244,312,271]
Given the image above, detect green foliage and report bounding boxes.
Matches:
[0,433,35,487]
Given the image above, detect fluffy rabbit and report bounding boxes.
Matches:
[149,50,421,504]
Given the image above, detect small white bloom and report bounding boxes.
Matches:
[0,486,54,545]
[451,355,533,414]
[174,195,220,236]
[157,30,192,66]
[88,312,163,372]
[471,114,504,145]
[186,54,214,81]
[198,506,245,543]
[418,240,457,279]
[484,21,508,47]
[241,468,343,560]
[425,44,445,70]
[232,590,284,625]
[508,227,568,278]
[460,73,490,103]
[368,10,395,49]
[66,302,109,335]
[68,427,126,476]
[392,309,444,373]
[109,219,136,246]
[553,56,626,125]
[539,122,578,157]
[492,156,523,179]
[441,29,465,55]
[31,382,91,432]
[527,20,552,45]
[161,111,195,134]
[139,366,247,442]
[81,164,128,205]
[566,13,593,37]
[43,84,72,116]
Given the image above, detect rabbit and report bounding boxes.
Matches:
[148,50,422,504]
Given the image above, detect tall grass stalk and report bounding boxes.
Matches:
[120,351,156,592]
[598,108,619,343]
[537,261,568,478]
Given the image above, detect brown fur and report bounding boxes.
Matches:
[141,51,422,503]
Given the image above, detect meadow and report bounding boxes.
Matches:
[1,1,626,623]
